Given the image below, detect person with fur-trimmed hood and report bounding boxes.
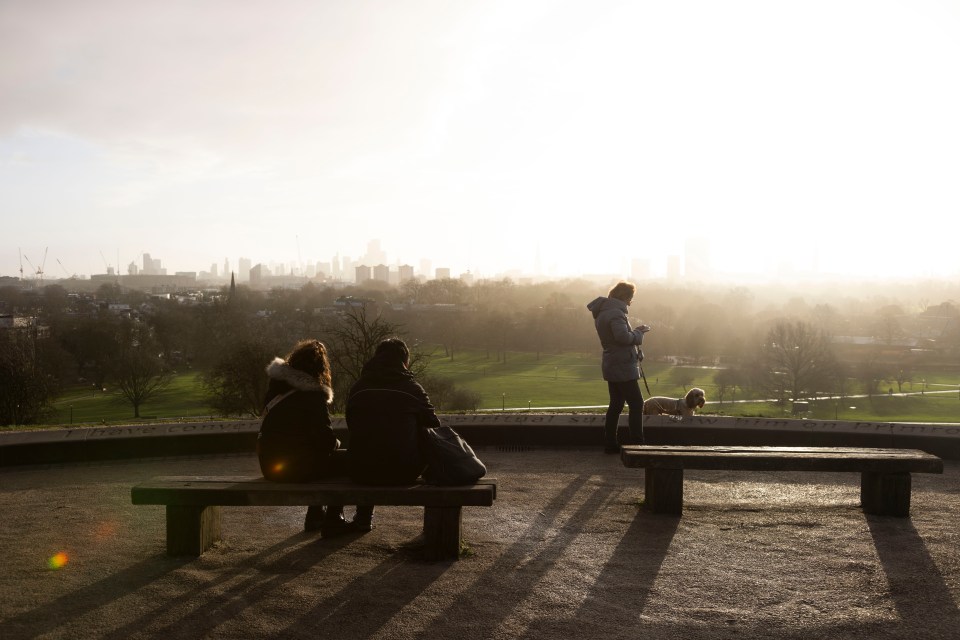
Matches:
[258,339,357,537]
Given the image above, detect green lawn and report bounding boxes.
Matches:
[45,371,217,426]
[9,348,960,428]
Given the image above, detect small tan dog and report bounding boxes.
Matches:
[642,387,706,417]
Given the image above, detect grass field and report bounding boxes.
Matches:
[8,347,959,429]
[45,371,217,426]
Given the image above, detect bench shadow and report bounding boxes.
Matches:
[100,532,354,639]
[274,546,450,638]
[867,516,960,633]
[413,473,618,638]
[519,509,679,638]
[0,553,191,638]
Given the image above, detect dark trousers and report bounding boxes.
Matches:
[605,380,645,446]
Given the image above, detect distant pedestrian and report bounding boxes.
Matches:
[587,281,651,453]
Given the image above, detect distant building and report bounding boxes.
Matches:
[398,264,415,283]
[250,263,270,285]
[435,267,451,280]
[666,255,682,281]
[373,264,390,283]
[355,265,371,284]
[238,257,252,282]
[142,253,166,275]
[684,236,711,282]
[630,258,650,281]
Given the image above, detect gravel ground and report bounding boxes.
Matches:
[1,448,959,639]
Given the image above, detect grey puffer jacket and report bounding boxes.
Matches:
[587,296,646,382]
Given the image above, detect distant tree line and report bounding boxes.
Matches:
[0,277,958,425]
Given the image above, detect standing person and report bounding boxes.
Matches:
[257,339,355,537]
[587,281,651,453]
[345,338,435,531]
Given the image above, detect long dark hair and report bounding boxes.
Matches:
[285,339,332,387]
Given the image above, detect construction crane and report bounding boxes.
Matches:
[57,258,74,279]
[21,247,47,284]
[99,250,111,274]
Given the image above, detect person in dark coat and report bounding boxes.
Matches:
[587,281,651,453]
[257,339,355,537]
[345,338,435,530]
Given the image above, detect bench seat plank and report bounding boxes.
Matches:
[132,477,497,507]
[621,446,943,473]
[132,476,496,560]
[621,446,942,517]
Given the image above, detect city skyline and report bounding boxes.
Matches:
[3,1,959,284]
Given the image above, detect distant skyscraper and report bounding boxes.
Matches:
[210,263,218,278]
[398,264,414,283]
[684,236,711,282]
[630,258,650,281]
[435,267,451,280]
[223,258,230,277]
[250,263,269,284]
[364,239,387,266]
[238,257,251,282]
[667,255,682,281]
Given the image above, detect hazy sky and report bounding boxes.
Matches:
[2,0,959,282]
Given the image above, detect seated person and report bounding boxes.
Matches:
[257,339,356,537]
[345,338,437,530]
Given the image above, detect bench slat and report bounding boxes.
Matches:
[621,446,943,474]
[132,477,497,508]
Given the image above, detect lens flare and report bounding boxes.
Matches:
[273,462,285,473]
[47,552,69,569]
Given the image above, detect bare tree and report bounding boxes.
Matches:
[113,322,173,418]
[202,335,278,417]
[760,320,839,402]
[324,303,405,410]
[0,330,59,425]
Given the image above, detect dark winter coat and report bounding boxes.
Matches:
[587,296,646,382]
[345,354,436,485]
[257,358,338,482]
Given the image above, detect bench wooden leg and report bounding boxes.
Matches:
[644,468,684,515]
[423,506,462,561]
[860,472,912,517]
[166,505,222,556]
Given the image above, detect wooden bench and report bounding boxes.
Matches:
[131,476,497,561]
[621,446,943,517]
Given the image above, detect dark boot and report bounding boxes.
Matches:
[304,505,325,532]
[320,505,351,538]
[352,505,374,532]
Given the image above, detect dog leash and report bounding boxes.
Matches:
[638,362,651,395]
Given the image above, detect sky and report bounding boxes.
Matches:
[2,0,959,283]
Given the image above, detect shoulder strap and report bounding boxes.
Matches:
[263,389,297,416]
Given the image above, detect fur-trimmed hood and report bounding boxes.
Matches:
[265,357,334,404]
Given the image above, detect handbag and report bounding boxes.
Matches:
[421,425,486,485]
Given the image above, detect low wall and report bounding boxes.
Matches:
[2,414,960,467]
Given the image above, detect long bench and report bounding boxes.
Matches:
[131,476,497,560]
[620,445,943,516]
